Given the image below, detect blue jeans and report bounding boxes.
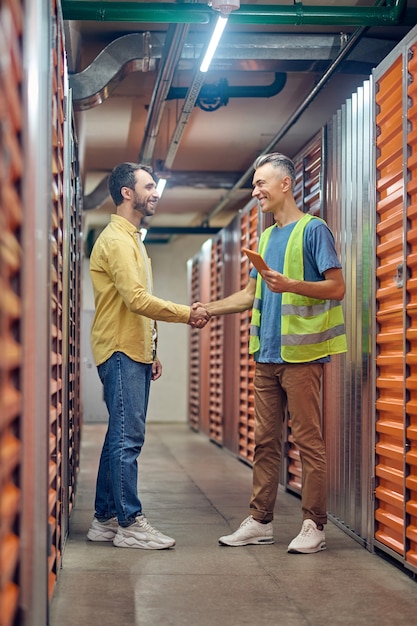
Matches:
[94,352,152,527]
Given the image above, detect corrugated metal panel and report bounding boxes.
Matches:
[324,79,374,545]
[0,0,23,623]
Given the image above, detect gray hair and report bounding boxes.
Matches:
[253,153,296,189]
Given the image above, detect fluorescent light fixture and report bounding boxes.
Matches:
[156,178,167,196]
[200,15,228,73]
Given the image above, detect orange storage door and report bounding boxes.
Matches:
[188,257,203,432]
[285,133,323,494]
[237,205,259,464]
[405,41,417,569]
[374,53,406,557]
[374,29,417,574]
[208,237,225,444]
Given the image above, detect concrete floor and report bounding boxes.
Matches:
[50,422,417,626]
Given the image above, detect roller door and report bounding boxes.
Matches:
[285,134,323,494]
[374,26,417,574]
[375,50,406,559]
[0,0,24,624]
[208,237,225,445]
[237,205,259,464]
[188,242,213,436]
[49,0,66,595]
[188,258,203,432]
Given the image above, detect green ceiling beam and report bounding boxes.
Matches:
[62,1,409,27]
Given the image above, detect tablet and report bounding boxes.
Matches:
[242,248,270,273]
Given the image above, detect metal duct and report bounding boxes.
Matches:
[70,32,396,111]
[62,1,409,26]
[69,32,160,110]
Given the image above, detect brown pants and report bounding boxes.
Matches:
[249,362,327,526]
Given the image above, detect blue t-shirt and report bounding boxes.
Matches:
[250,218,342,363]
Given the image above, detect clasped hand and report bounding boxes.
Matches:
[188,302,210,329]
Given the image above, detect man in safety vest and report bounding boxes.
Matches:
[198,152,347,553]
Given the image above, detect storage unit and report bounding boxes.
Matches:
[0,1,24,623]
[285,133,324,495]
[0,1,83,623]
[373,25,417,574]
[236,204,259,464]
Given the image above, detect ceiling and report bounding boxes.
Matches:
[62,0,417,246]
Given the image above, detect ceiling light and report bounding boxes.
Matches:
[200,0,240,73]
[211,0,240,14]
[200,15,228,73]
[156,178,167,197]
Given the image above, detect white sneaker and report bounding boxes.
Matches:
[287,519,326,553]
[87,517,118,542]
[218,516,274,546]
[113,515,176,550]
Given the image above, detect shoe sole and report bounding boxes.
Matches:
[218,537,274,547]
[87,530,117,542]
[113,536,175,550]
[287,542,326,554]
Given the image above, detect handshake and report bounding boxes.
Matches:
[188,301,211,329]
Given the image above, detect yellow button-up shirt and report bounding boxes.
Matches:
[90,214,190,366]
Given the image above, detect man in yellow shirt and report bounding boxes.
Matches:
[87,162,209,549]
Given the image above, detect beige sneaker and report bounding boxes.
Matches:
[218,516,274,546]
[87,517,118,542]
[113,515,176,550]
[287,519,326,553]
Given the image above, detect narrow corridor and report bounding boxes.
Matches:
[50,423,417,626]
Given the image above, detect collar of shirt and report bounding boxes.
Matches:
[110,213,141,237]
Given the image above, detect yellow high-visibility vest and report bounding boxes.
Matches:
[249,214,347,362]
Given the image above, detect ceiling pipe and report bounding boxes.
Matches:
[82,171,252,210]
[139,23,190,164]
[206,22,370,221]
[166,72,287,105]
[62,1,409,26]
[162,16,221,170]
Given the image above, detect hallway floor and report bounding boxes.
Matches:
[50,423,417,626]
